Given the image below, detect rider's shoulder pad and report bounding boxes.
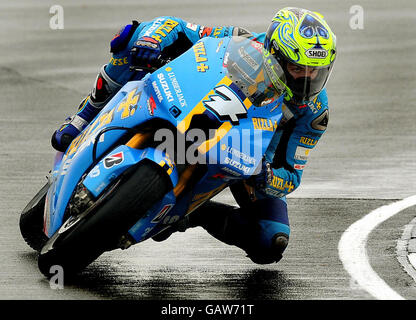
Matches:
[232,27,253,38]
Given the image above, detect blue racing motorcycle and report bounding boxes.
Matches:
[19,36,284,277]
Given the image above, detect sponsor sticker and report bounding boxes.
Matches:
[95,182,107,195]
[203,85,247,124]
[104,152,124,169]
[193,42,207,62]
[252,117,278,132]
[224,156,250,174]
[167,70,187,107]
[250,40,263,53]
[147,96,157,116]
[270,176,295,193]
[157,73,174,103]
[89,166,100,178]
[146,19,179,43]
[223,52,230,67]
[307,99,322,114]
[186,22,198,31]
[294,146,310,161]
[199,26,213,38]
[193,41,209,72]
[135,38,158,49]
[117,89,141,119]
[212,27,223,38]
[305,48,328,59]
[216,40,224,53]
[142,18,165,37]
[238,47,259,70]
[294,164,306,170]
[151,204,174,223]
[110,57,128,66]
[221,166,241,177]
[299,136,318,146]
[221,144,256,165]
[152,81,163,103]
[264,187,285,198]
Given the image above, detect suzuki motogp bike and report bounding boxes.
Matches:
[19,36,284,277]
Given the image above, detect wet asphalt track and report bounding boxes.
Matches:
[1,0,416,301]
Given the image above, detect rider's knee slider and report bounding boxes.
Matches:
[271,233,289,255]
[246,233,289,264]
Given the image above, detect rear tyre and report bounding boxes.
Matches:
[19,182,49,252]
[38,160,171,277]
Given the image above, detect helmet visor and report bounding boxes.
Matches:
[262,52,287,97]
[284,59,334,102]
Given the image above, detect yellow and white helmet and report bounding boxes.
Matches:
[263,7,337,103]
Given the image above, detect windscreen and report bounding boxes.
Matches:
[224,36,286,107]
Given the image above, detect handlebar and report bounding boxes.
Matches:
[129,57,171,73]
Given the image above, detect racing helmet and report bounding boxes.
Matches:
[263,7,337,104]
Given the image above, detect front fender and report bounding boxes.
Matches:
[82,145,178,198]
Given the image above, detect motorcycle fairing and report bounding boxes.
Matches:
[82,145,179,198]
[43,36,284,243]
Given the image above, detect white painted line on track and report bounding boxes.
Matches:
[409,254,416,269]
[338,195,416,300]
[397,217,416,283]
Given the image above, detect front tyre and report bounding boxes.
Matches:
[38,160,171,277]
[19,182,49,252]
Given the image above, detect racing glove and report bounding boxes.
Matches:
[130,37,162,71]
[247,158,273,190]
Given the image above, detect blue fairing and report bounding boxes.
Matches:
[44,36,284,243]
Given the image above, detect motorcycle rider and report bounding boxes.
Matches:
[51,7,336,264]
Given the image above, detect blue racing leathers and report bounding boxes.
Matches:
[51,17,237,151]
[106,17,236,85]
[53,16,329,264]
[259,92,329,200]
[109,17,329,205]
[219,90,329,264]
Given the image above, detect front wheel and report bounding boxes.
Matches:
[38,160,171,277]
[19,182,49,252]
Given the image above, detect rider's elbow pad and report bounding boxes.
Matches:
[89,65,123,109]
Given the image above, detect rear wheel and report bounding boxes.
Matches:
[19,182,49,252]
[38,160,171,277]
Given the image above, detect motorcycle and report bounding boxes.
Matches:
[19,35,285,277]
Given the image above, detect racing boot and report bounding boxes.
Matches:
[151,201,224,242]
[51,97,99,152]
[151,201,244,244]
[152,214,194,242]
[51,65,122,152]
[151,201,238,244]
[152,200,289,264]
